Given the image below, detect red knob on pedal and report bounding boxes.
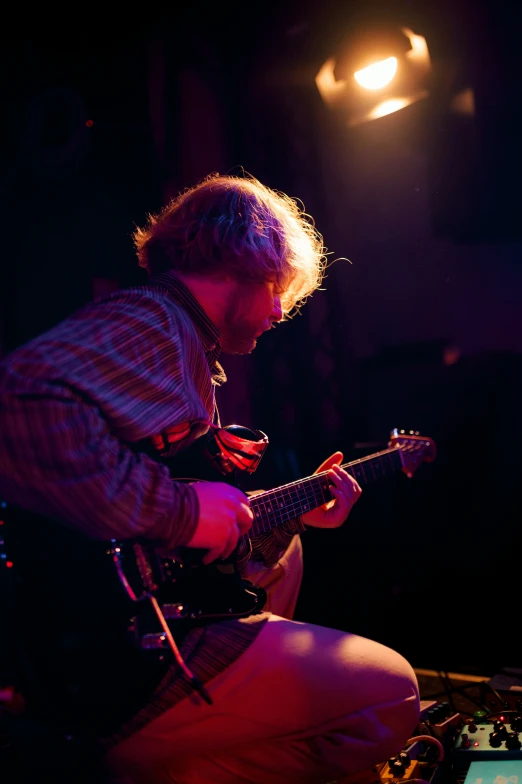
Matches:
[460,734,471,749]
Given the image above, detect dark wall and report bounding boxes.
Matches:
[0,32,161,352]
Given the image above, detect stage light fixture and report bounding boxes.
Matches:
[315,26,432,127]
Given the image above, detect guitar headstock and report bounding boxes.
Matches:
[388,428,437,478]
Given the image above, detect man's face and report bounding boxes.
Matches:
[220,279,284,354]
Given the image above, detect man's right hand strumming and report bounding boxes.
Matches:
[188,482,254,564]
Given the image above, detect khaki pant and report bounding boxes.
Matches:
[107,536,420,783]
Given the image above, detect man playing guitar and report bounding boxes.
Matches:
[0,172,424,783]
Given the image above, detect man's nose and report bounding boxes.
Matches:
[271,297,283,322]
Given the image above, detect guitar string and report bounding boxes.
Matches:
[251,460,397,525]
[249,450,398,519]
[256,447,399,496]
[256,444,415,502]
[249,449,405,534]
[247,441,428,535]
[253,450,402,505]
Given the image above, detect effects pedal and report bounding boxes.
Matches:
[421,700,463,741]
[378,736,445,783]
[379,753,420,782]
[452,717,522,775]
[463,759,522,784]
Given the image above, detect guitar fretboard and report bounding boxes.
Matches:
[250,446,403,536]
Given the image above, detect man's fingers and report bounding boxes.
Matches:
[221,522,241,560]
[329,484,350,509]
[190,482,254,561]
[329,465,362,498]
[236,500,254,534]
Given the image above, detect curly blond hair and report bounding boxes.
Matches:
[132,172,327,317]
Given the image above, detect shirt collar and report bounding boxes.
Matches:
[150,272,225,383]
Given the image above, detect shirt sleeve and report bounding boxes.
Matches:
[0,290,209,551]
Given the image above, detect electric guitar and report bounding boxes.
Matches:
[4,429,436,632]
[104,427,436,653]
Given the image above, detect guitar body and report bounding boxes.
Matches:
[5,509,164,736]
[6,510,266,735]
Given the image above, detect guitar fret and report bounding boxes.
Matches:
[250,445,412,537]
[253,480,324,533]
[350,461,366,484]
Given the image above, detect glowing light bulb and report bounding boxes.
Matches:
[354,57,398,90]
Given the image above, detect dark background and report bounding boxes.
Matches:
[1,1,522,674]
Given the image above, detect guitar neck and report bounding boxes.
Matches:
[250,446,403,536]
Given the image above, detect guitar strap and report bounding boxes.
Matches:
[201,422,269,484]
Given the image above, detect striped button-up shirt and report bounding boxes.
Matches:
[0,272,302,743]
